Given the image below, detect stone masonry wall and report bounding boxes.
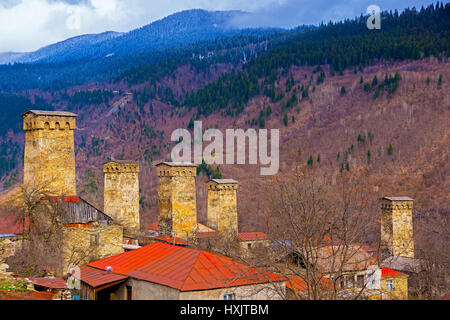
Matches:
[104,161,140,232]
[23,114,77,195]
[381,199,414,258]
[180,282,286,300]
[157,164,197,240]
[381,276,409,300]
[207,182,238,235]
[61,223,123,275]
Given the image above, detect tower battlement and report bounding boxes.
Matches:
[22,110,78,196]
[156,162,197,177]
[104,161,140,174]
[381,196,415,259]
[207,179,238,236]
[156,162,197,240]
[104,161,140,232]
[22,110,77,131]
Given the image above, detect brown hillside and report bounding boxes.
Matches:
[1,59,449,237]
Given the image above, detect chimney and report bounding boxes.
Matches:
[104,161,140,232]
[207,179,238,236]
[22,110,78,195]
[380,196,414,259]
[156,162,197,240]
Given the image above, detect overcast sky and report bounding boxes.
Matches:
[0,0,440,52]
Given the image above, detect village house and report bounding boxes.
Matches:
[378,267,409,300]
[77,241,286,300]
[1,110,269,294]
[0,215,23,262]
[0,109,419,301]
[277,196,419,300]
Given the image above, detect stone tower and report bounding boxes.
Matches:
[156,162,197,240]
[207,179,238,236]
[380,197,415,259]
[22,110,78,195]
[104,161,140,232]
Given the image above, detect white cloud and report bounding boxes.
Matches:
[0,0,273,52]
[0,0,438,52]
[0,0,130,52]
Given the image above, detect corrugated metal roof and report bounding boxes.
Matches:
[381,256,423,273]
[197,231,218,239]
[286,275,330,292]
[238,232,267,242]
[0,290,56,300]
[87,242,285,291]
[381,267,408,278]
[78,265,128,288]
[27,277,68,289]
[308,245,378,273]
[43,196,114,226]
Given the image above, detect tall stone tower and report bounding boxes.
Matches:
[22,110,77,195]
[104,161,140,232]
[156,162,197,240]
[380,196,415,259]
[207,179,238,236]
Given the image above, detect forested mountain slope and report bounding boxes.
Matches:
[0,4,448,234]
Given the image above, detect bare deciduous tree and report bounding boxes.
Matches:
[414,208,450,299]
[202,166,381,300]
[2,183,97,277]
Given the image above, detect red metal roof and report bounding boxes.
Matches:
[441,292,450,300]
[286,276,308,292]
[42,195,79,203]
[0,290,56,300]
[197,231,218,239]
[381,267,408,277]
[238,232,267,242]
[286,275,331,292]
[87,242,285,291]
[27,277,68,289]
[0,214,28,235]
[78,265,128,288]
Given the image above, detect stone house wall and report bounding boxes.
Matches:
[109,278,285,300]
[61,223,123,275]
[381,276,409,300]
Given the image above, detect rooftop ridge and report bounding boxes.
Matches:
[85,242,284,291]
[156,161,197,167]
[381,196,414,201]
[208,179,238,184]
[21,110,78,118]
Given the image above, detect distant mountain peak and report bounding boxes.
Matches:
[0,9,259,65]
